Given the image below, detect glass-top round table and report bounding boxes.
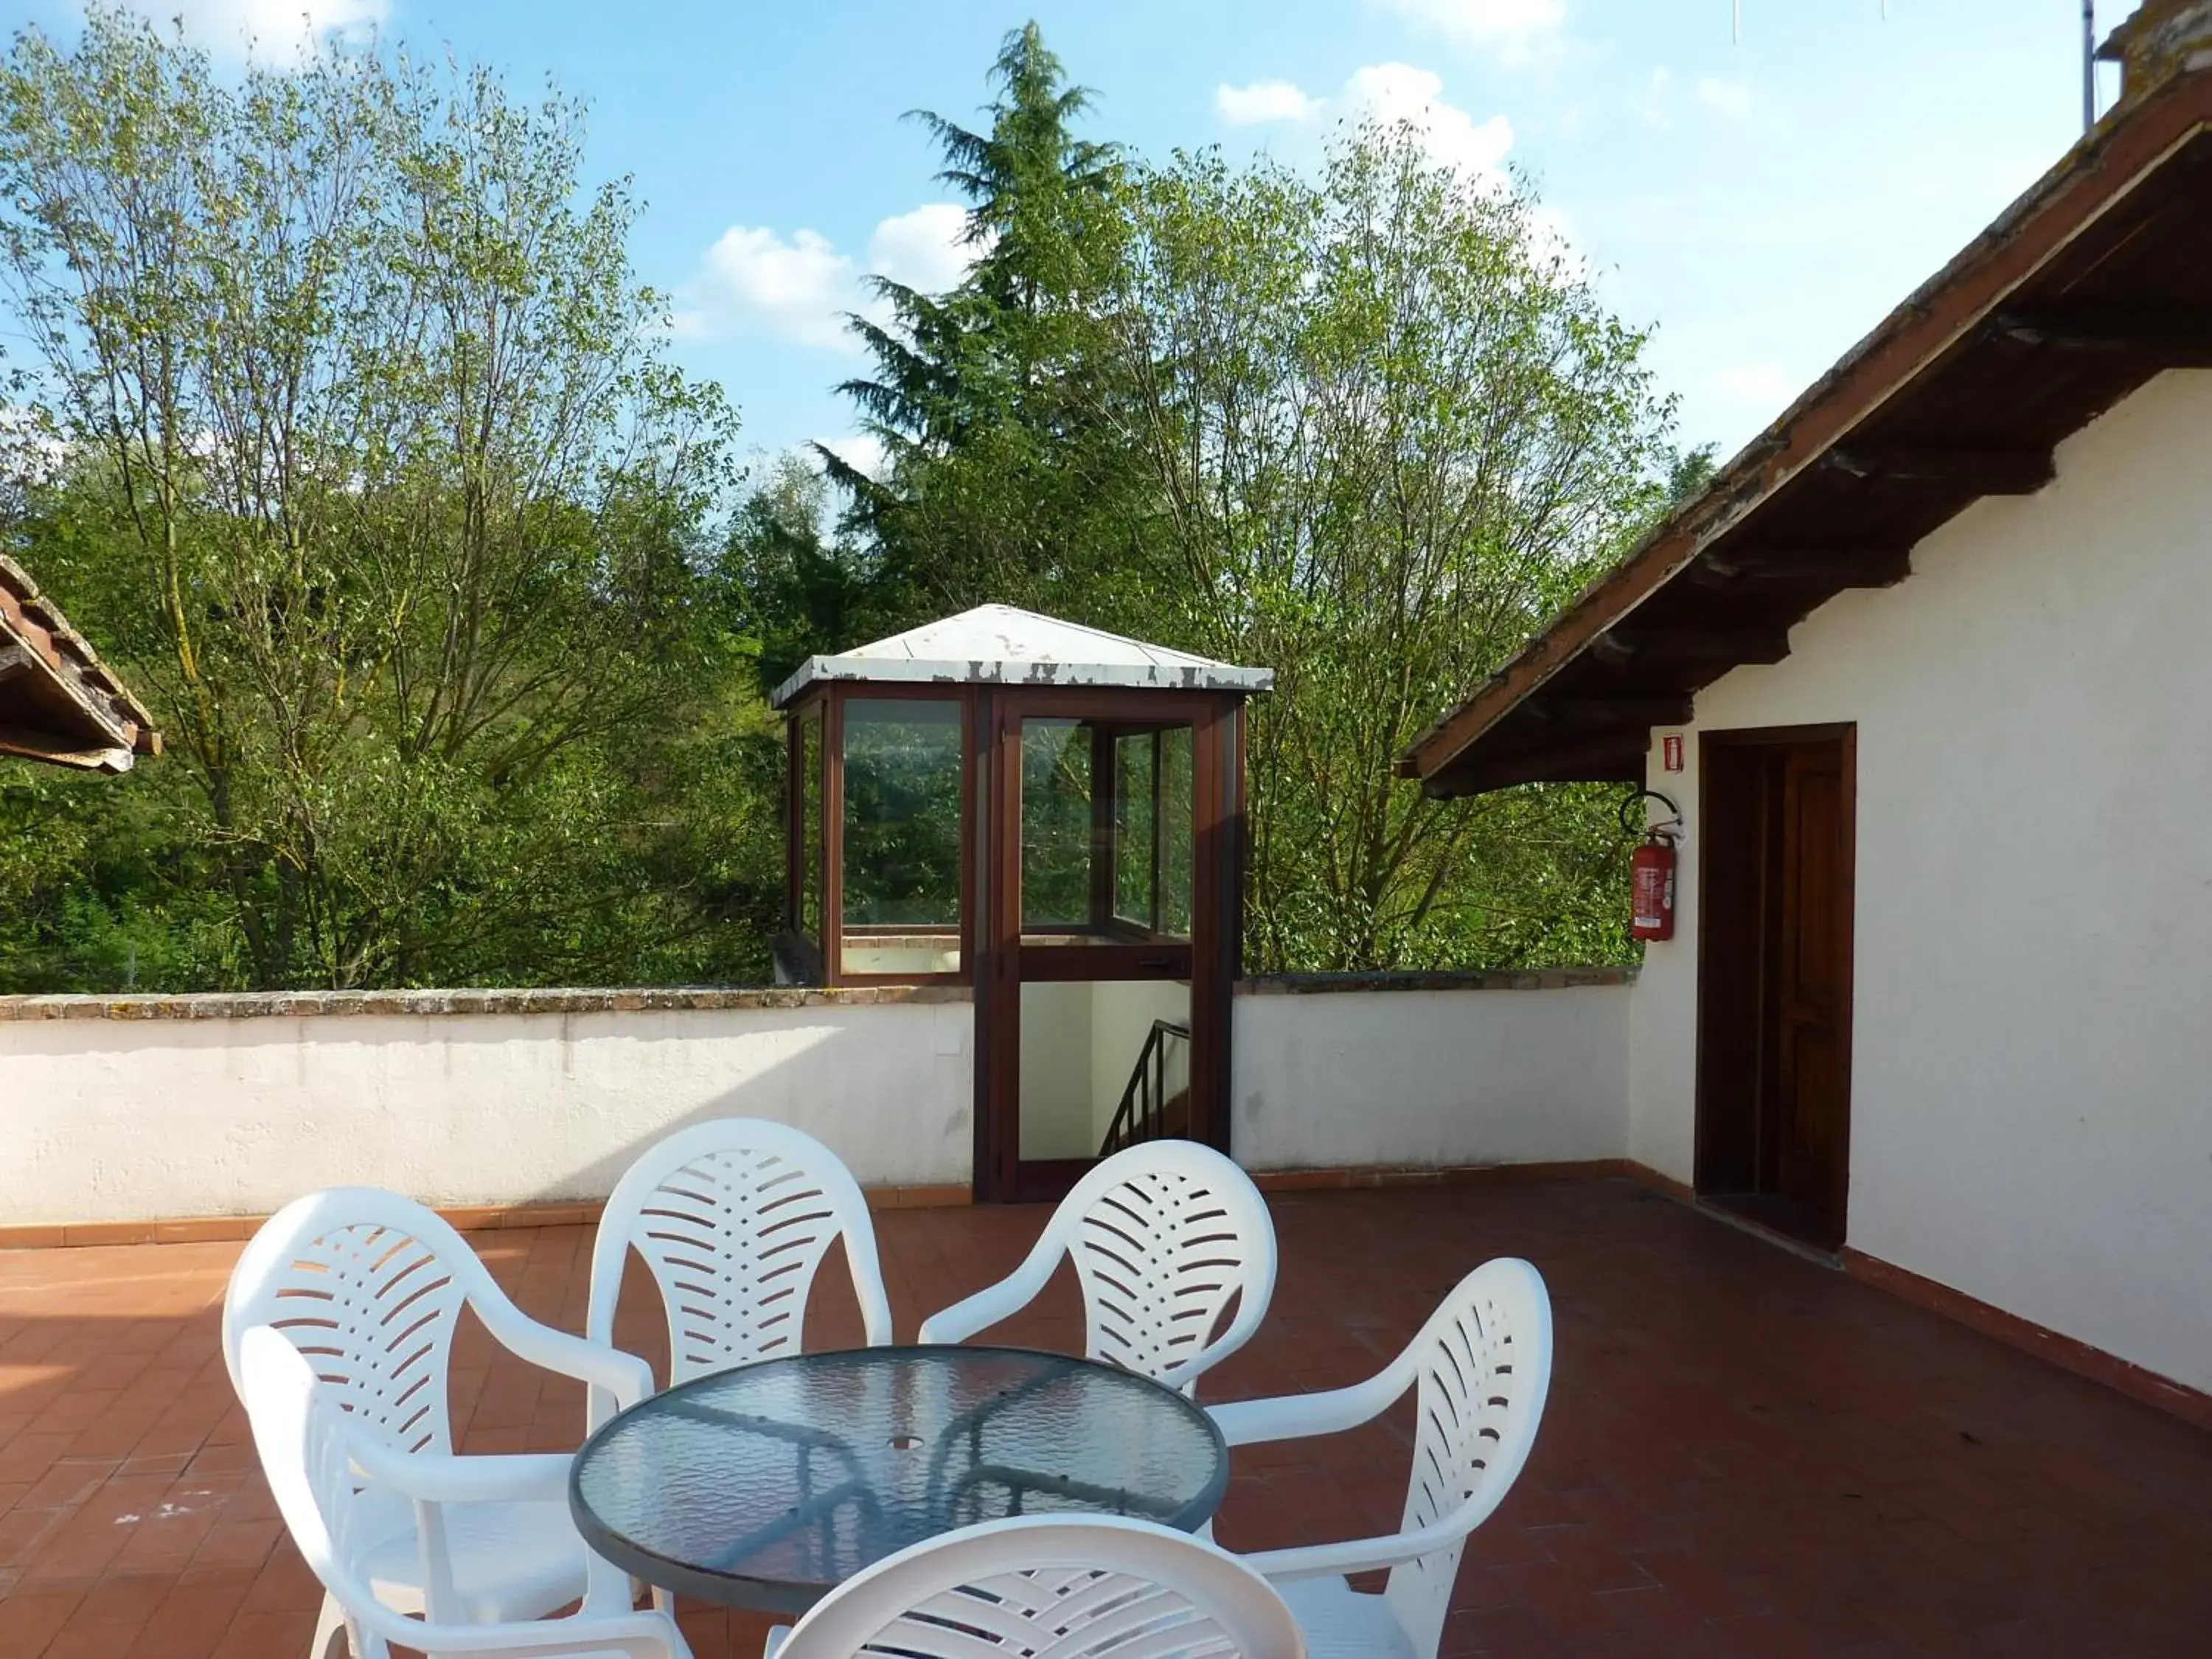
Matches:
[568,1346,1231,1613]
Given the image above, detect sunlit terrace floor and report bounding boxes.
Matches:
[4,1178,2211,1658]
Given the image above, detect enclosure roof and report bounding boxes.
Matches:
[771,605,1273,707]
[1,554,160,773]
[1399,46,2212,798]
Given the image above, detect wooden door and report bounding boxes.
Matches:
[1695,727,1855,1248]
[974,689,1238,1203]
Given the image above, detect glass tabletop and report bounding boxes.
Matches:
[568,1345,1231,1613]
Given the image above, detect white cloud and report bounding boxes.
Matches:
[867,203,979,296]
[1222,63,1515,187]
[119,0,387,60]
[1694,77,1752,119]
[1371,0,1565,64]
[1216,80,1321,125]
[1343,63,1515,185]
[673,202,981,352]
[678,225,857,349]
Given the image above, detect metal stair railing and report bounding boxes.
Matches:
[1098,1020,1192,1156]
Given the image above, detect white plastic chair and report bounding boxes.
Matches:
[585,1118,894,1425]
[240,1324,689,1659]
[223,1188,652,1656]
[1206,1259,1553,1659]
[768,1514,1304,1659]
[919,1141,1276,1397]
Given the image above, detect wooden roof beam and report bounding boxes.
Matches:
[1992,303,2212,365]
[0,723,135,773]
[1825,443,2053,493]
[1525,693,1696,728]
[1426,731,1649,798]
[1590,627,1792,667]
[1689,547,1913,589]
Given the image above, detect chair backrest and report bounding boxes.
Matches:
[1054,1141,1277,1391]
[237,1324,412,1658]
[223,1187,501,1458]
[776,1514,1305,1659]
[586,1118,892,1385]
[1382,1258,1553,1659]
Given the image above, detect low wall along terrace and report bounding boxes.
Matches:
[0,987,977,1230]
[0,971,1635,1230]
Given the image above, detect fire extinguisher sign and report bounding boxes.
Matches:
[1662,733,1684,772]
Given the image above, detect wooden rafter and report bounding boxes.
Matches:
[1824,444,2055,493]
[1992,303,2212,364]
[1688,549,1913,590]
[1591,628,1792,667]
[1525,694,1697,728]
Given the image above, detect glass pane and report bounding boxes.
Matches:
[1020,979,1192,1161]
[1113,733,1156,929]
[798,708,823,945]
[841,699,962,975]
[1020,719,1094,931]
[1158,726,1194,939]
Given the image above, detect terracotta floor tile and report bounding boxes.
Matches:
[128,1565,259,1659]
[39,1620,153,1659]
[0,1582,86,1657]
[0,1500,69,1568]
[2,1182,2211,1658]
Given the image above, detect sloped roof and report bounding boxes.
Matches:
[1401,40,2212,797]
[0,554,160,773]
[771,604,1273,707]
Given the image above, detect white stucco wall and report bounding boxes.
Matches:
[0,997,975,1225]
[1630,369,2212,1391]
[1234,983,1630,1171]
[2,977,1633,1225]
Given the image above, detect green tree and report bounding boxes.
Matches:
[725,455,882,700]
[829,22,1154,625]
[1107,126,1676,970]
[0,10,770,989]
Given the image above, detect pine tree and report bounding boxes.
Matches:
[824,23,1151,625]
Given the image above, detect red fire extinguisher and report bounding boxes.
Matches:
[1624,790,1683,942]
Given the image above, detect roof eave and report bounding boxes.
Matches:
[773,655,1275,709]
[1401,72,2212,792]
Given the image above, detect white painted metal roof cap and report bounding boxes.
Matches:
[771,605,1273,706]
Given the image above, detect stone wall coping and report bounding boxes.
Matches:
[1235,966,1634,995]
[0,966,1632,1021]
[0,984,974,1023]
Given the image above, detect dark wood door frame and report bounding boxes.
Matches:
[973,686,1242,1203]
[1694,723,1857,1250]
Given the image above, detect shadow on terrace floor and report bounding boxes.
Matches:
[3,1180,2211,1658]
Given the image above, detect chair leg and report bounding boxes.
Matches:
[310,1590,351,1659]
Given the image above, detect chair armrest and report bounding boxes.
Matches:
[918,1237,1062,1346]
[918,1276,1034,1346]
[1206,1370,1402,1448]
[1239,1486,1511,1582]
[347,1439,574,1506]
[1239,1511,1474,1582]
[468,1286,654,1427]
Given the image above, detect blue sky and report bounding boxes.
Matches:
[18,0,2146,476]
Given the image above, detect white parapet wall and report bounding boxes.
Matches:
[1232,971,1632,1172]
[0,988,975,1225]
[0,973,1635,1228]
